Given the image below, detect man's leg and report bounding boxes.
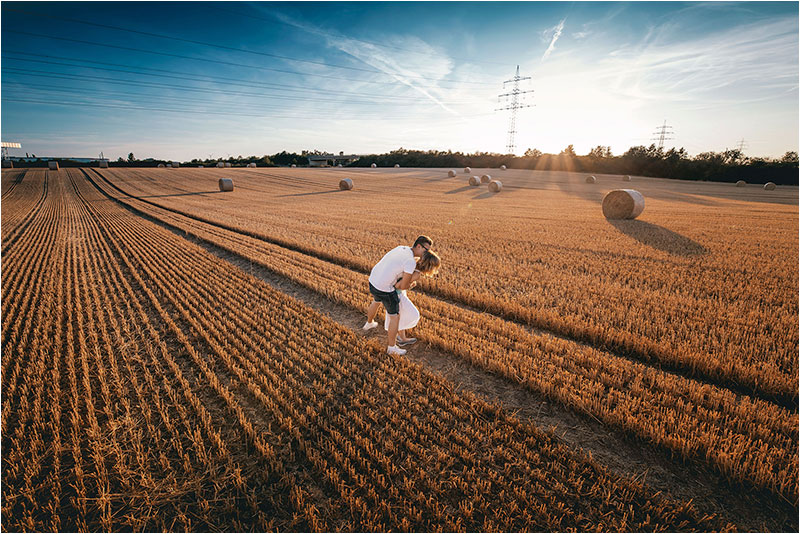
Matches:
[387,314,401,347]
[366,300,380,323]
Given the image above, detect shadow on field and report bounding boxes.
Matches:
[138,191,221,198]
[278,189,349,197]
[609,219,707,256]
[445,185,473,194]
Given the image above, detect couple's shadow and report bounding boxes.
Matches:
[609,219,707,256]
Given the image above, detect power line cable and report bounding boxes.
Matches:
[2,7,495,83]
[3,30,491,88]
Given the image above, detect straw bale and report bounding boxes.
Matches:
[464,166,471,173]
[448,170,456,177]
[339,178,354,190]
[99,160,109,168]
[480,174,491,183]
[166,163,172,168]
[500,164,507,170]
[217,162,224,168]
[585,175,596,183]
[48,161,59,170]
[622,175,631,181]
[736,180,746,187]
[218,178,234,192]
[468,176,481,186]
[488,180,502,192]
[291,164,297,168]
[764,182,776,190]
[225,162,232,168]
[394,164,400,168]
[371,163,377,168]
[158,163,166,168]
[602,189,645,219]
[2,160,13,168]
[172,162,180,168]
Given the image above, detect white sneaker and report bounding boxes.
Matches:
[362,321,378,331]
[386,345,407,356]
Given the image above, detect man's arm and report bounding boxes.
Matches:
[394,271,414,290]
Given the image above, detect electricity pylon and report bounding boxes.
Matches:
[651,120,674,150]
[496,65,534,155]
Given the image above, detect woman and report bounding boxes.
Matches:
[385,250,441,346]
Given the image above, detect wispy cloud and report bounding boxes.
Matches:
[541,18,566,62]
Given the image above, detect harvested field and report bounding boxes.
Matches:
[1,166,797,531]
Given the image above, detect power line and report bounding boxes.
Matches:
[496,66,534,154]
[1,53,486,104]
[2,7,496,84]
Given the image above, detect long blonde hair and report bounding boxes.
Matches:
[416,250,441,276]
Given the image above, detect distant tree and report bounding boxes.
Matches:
[559,145,576,157]
[118,157,125,163]
[128,152,136,162]
[587,145,612,158]
[524,148,542,158]
[781,151,798,163]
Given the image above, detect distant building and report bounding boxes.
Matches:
[307,154,361,167]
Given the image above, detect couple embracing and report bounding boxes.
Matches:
[362,235,441,355]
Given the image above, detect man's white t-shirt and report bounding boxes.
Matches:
[369,246,417,292]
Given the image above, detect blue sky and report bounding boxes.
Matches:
[1,1,797,160]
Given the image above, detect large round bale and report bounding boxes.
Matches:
[171,162,180,168]
[48,161,59,170]
[447,170,456,177]
[468,175,481,186]
[98,160,109,168]
[218,178,234,192]
[735,180,746,187]
[216,162,224,168]
[585,175,596,184]
[394,163,400,168]
[166,163,173,168]
[622,175,632,182]
[224,162,232,168]
[500,164,507,170]
[198,165,204,168]
[158,163,166,168]
[602,189,645,219]
[488,180,503,192]
[247,162,256,168]
[339,177,354,190]
[764,182,776,190]
[291,163,297,168]
[2,160,13,168]
[480,174,491,184]
[371,163,377,168]
[464,166,471,173]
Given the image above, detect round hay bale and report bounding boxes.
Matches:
[371,163,377,168]
[48,161,59,170]
[216,162,224,168]
[468,176,481,186]
[158,163,165,168]
[735,180,746,187]
[198,165,204,168]
[247,162,256,168]
[500,164,507,170]
[480,174,491,183]
[622,175,632,182]
[394,163,400,168]
[448,170,456,177]
[291,163,297,168]
[585,175,596,184]
[171,162,180,168]
[764,182,776,190]
[337,164,343,167]
[218,178,234,192]
[488,180,503,192]
[98,160,109,168]
[166,163,173,168]
[602,189,645,219]
[339,178,354,190]
[224,162,232,168]
[464,166,471,173]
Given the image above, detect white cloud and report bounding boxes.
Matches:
[541,18,566,62]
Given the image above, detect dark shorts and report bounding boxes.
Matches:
[369,282,400,315]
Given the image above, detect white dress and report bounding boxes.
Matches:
[384,289,420,331]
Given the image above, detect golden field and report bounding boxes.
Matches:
[1,165,796,531]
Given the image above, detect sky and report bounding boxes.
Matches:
[1,1,798,161]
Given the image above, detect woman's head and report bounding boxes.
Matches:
[416,250,441,276]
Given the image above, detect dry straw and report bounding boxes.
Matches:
[469,176,481,186]
[218,178,234,192]
[339,178,354,190]
[489,180,503,192]
[602,189,645,219]
[464,166,471,173]
[448,170,456,177]
[764,182,776,190]
[481,174,491,183]
[586,175,597,183]
[736,180,746,187]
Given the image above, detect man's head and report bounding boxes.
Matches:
[411,235,433,258]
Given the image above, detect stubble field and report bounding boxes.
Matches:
[1,165,797,531]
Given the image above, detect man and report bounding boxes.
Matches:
[363,235,433,355]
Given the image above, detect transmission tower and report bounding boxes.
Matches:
[496,65,534,155]
[735,138,748,153]
[651,120,674,150]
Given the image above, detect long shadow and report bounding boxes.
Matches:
[445,185,474,195]
[278,189,347,198]
[609,219,707,256]
[138,191,221,199]
[472,191,497,200]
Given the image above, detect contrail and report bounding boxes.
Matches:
[541,18,566,62]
